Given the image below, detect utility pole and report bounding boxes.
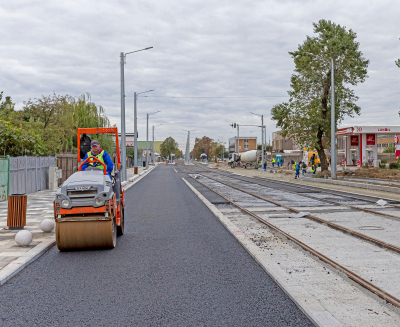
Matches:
[152,125,155,165]
[237,124,240,155]
[261,115,264,166]
[146,113,149,169]
[120,52,127,181]
[331,58,336,178]
[221,137,224,162]
[187,131,190,163]
[146,110,160,169]
[152,124,162,164]
[134,92,138,174]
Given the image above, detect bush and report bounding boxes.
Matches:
[379,163,386,169]
[389,162,399,169]
[381,159,387,164]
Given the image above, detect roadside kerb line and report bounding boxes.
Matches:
[0,166,155,287]
[0,238,55,286]
[182,177,341,327]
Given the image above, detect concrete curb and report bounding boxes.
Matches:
[303,177,400,194]
[124,166,155,191]
[0,238,55,286]
[0,166,156,287]
[182,177,341,327]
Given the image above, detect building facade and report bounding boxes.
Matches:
[228,137,257,153]
[272,131,301,152]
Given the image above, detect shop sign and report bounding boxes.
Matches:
[350,135,359,146]
[366,134,375,146]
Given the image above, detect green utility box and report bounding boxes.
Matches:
[0,156,10,202]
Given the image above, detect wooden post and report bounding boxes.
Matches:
[7,194,27,230]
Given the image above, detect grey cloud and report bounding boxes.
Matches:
[1,0,399,151]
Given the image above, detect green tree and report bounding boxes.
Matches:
[193,136,213,159]
[16,93,73,155]
[271,20,369,171]
[0,93,15,120]
[67,93,114,154]
[0,120,44,156]
[160,137,179,158]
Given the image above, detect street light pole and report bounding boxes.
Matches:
[250,112,265,167]
[152,124,162,164]
[331,58,336,178]
[146,111,160,169]
[237,124,240,155]
[120,52,126,181]
[134,92,138,173]
[134,89,154,172]
[120,46,153,180]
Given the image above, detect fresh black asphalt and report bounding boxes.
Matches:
[0,164,313,327]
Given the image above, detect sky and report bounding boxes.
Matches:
[1,0,399,151]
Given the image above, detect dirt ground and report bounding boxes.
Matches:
[207,162,400,202]
[338,168,400,180]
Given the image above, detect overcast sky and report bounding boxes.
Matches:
[1,0,399,150]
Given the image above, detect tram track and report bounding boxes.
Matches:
[186,172,400,309]
[197,171,400,254]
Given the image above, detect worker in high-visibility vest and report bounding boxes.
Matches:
[81,140,114,178]
[311,164,317,174]
[292,162,296,170]
[272,158,276,167]
[295,162,300,179]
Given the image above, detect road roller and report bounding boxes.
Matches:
[54,127,125,250]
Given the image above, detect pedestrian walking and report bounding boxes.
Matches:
[272,157,276,167]
[263,160,267,171]
[302,161,307,176]
[295,162,300,179]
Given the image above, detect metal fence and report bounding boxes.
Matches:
[8,156,56,195]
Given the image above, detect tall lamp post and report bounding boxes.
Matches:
[134,89,154,173]
[120,46,153,181]
[146,111,160,169]
[152,124,162,164]
[251,112,264,167]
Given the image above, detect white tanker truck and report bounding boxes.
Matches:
[228,150,261,169]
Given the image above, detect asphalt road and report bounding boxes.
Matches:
[0,164,313,327]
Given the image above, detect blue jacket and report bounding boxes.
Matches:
[81,149,114,177]
[296,163,300,170]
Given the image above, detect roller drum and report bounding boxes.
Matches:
[56,218,116,250]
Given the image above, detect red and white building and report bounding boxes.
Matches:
[337,126,400,166]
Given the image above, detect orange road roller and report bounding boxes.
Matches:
[54,127,125,250]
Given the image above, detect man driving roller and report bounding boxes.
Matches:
[81,140,114,178]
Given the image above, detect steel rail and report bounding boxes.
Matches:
[197,173,400,254]
[203,170,400,222]
[228,169,400,207]
[191,175,400,309]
